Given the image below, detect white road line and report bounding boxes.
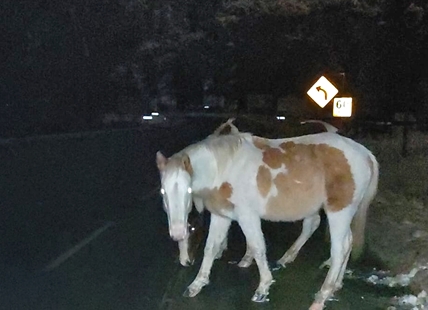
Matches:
[42,221,115,272]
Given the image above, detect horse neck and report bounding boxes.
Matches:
[187,147,217,193]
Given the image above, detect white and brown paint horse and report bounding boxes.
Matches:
[178,118,314,268]
[157,125,378,309]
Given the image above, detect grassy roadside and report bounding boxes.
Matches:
[359,129,428,294]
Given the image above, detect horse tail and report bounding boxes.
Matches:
[351,152,379,260]
[300,120,339,133]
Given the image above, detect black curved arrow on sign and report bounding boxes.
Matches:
[316,86,327,100]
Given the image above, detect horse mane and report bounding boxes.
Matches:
[179,132,252,175]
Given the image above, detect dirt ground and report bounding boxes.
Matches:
[361,129,428,299]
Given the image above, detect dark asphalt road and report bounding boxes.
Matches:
[0,120,406,310]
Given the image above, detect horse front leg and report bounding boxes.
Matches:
[193,197,228,260]
[238,216,273,302]
[178,235,192,266]
[183,214,231,298]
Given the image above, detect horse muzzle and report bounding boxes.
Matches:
[169,224,188,241]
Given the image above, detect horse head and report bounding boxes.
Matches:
[156,151,194,241]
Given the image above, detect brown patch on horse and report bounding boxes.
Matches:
[280,142,355,212]
[315,145,355,212]
[259,141,308,169]
[219,182,233,199]
[279,141,296,151]
[257,165,272,197]
[200,182,234,214]
[264,143,325,221]
[252,136,269,150]
[262,147,286,169]
[182,154,193,176]
[262,142,355,220]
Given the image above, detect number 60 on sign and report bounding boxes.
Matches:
[333,97,353,117]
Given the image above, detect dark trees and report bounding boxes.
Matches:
[1,0,427,136]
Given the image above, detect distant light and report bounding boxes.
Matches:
[276,116,285,120]
[142,116,153,120]
[151,112,159,116]
[204,105,210,109]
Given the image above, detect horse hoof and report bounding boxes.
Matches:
[183,287,200,298]
[179,258,194,267]
[319,258,331,270]
[309,302,324,310]
[269,261,283,271]
[238,260,252,268]
[251,292,269,303]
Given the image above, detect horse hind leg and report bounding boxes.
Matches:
[318,232,353,290]
[238,216,274,302]
[309,208,354,310]
[215,234,228,259]
[277,213,321,268]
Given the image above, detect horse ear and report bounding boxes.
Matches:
[182,154,193,176]
[156,151,168,171]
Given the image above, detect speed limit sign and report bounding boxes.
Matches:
[333,97,353,117]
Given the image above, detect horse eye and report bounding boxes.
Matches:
[187,187,192,194]
[160,188,165,195]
